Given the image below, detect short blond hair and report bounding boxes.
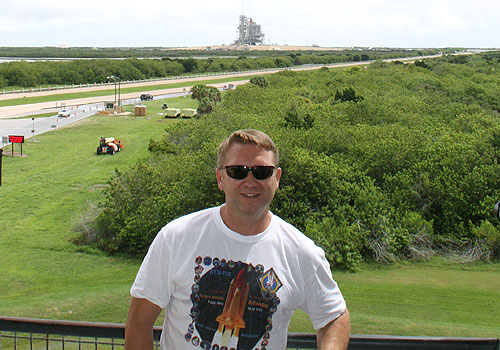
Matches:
[217,129,279,168]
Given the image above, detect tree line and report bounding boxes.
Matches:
[0,46,445,59]
[76,51,500,271]
[0,49,443,88]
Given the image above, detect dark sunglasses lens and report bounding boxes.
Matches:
[226,166,248,179]
[252,166,274,180]
[224,166,275,180]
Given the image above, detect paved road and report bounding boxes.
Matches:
[0,102,104,148]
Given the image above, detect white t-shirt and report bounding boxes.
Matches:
[131,206,346,350]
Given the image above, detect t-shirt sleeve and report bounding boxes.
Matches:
[130,228,172,309]
[299,247,347,330]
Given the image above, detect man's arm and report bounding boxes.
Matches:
[124,297,162,350]
[316,308,351,350]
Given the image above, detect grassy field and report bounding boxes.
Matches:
[0,95,499,339]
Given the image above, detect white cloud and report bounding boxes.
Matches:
[424,6,467,34]
[0,0,498,47]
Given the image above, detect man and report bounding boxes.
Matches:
[125,129,350,350]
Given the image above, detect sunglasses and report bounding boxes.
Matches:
[220,165,278,180]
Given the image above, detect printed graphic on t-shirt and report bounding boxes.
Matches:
[186,256,282,350]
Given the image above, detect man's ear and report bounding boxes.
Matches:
[216,168,224,191]
[275,167,282,189]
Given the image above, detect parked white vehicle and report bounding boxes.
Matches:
[57,109,71,118]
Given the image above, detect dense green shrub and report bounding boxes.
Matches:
[471,220,500,260]
[92,144,223,256]
[190,84,222,116]
[249,76,269,88]
[84,52,500,269]
[306,219,365,271]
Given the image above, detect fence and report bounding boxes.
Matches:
[0,317,498,350]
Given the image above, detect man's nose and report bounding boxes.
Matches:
[242,171,258,184]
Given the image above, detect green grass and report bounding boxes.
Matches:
[0,95,499,339]
[287,260,500,338]
[334,261,500,337]
[0,76,250,107]
[0,97,193,323]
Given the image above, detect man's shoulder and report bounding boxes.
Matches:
[159,206,219,236]
[271,214,321,251]
[271,214,330,275]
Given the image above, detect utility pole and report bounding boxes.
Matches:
[118,77,121,111]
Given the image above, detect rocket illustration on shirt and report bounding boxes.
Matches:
[186,257,282,350]
[215,268,250,347]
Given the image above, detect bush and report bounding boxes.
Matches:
[190,84,221,116]
[85,52,500,265]
[306,219,365,271]
[471,220,500,260]
[249,76,269,88]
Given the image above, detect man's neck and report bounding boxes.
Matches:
[219,205,271,236]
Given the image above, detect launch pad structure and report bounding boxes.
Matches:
[234,15,265,46]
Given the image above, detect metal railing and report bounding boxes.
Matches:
[0,316,498,350]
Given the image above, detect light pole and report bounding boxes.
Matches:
[117,77,121,111]
[107,75,118,113]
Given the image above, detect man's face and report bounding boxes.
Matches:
[216,143,281,219]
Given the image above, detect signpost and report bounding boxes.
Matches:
[8,135,24,157]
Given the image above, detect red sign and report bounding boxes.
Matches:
[9,135,24,143]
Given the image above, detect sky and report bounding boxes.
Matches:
[1,0,499,49]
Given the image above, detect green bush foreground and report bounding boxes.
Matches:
[83,52,500,271]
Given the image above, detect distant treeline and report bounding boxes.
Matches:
[0,46,448,59]
[0,48,444,88]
